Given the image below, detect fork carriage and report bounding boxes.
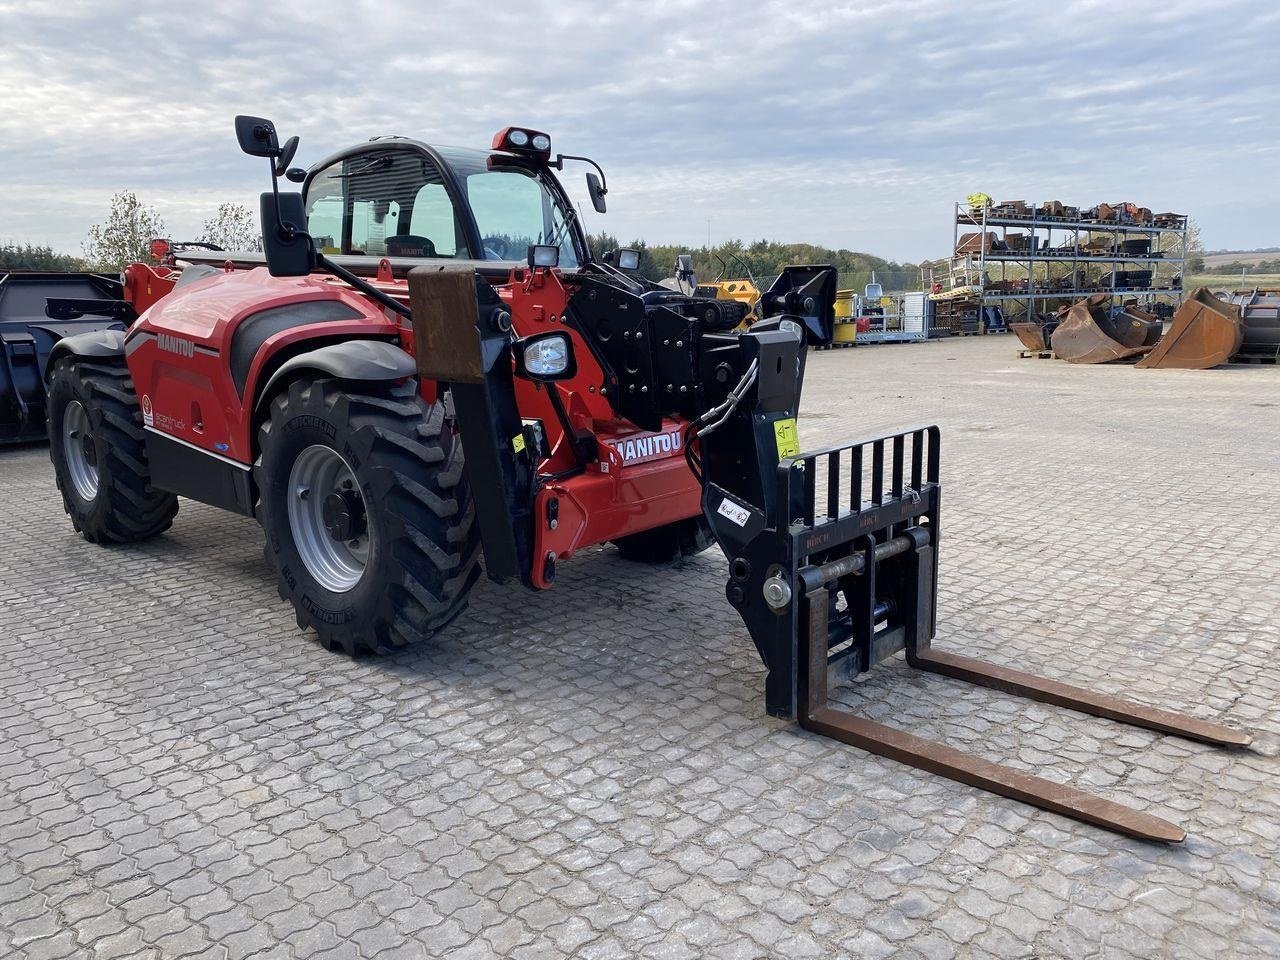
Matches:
[703,424,1249,842]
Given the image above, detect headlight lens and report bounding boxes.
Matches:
[507,129,530,147]
[530,133,551,152]
[528,244,560,268]
[524,335,571,377]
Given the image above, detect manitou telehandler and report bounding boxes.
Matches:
[44,117,1249,841]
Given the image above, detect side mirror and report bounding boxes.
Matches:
[259,192,316,277]
[285,167,307,183]
[274,136,300,177]
[586,171,607,213]
[235,115,279,157]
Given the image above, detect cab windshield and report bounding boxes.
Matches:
[304,145,580,267]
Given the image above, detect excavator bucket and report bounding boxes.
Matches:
[1136,288,1245,370]
[1051,293,1154,364]
[1228,289,1280,359]
[1122,304,1164,347]
[1010,321,1047,351]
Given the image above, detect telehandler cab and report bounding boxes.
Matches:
[45,117,1248,841]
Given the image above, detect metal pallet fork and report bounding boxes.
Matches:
[712,425,1250,842]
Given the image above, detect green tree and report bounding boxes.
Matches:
[585,233,922,291]
[1185,218,1203,256]
[0,242,84,271]
[1183,218,1205,273]
[198,202,262,252]
[82,191,167,272]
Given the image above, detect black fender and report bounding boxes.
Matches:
[43,328,127,381]
[255,339,417,409]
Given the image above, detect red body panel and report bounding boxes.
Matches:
[531,418,701,589]
[127,268,398,462]
[121,261,703,585]
[123,262,180,314]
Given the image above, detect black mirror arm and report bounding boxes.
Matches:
[554,154,607,195]
[315,253,413,320]
[266,158,295,247]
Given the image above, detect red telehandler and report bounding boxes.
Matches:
[44,117,1248,841]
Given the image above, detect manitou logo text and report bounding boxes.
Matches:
[609,429,683,465]
[157,333,194,358]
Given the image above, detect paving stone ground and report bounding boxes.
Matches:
[1,335,1277,960]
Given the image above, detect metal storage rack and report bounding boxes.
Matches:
[947,201,1188,321]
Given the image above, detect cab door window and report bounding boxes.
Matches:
[350,200,401,256]
[410,183,458,256]
[304,149,464,259]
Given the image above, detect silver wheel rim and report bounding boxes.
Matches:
[62,400,100,501]
[286,444,370,593]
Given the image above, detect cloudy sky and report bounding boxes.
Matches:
[1,0,1276,262]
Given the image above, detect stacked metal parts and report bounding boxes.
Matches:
[932,198,1188,342]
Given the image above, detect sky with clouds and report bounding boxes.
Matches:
[0,0,1276,263]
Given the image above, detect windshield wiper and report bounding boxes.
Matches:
[328,155,394,179]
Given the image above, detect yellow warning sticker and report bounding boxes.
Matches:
[773,418,800,459]
[512,433,526,454]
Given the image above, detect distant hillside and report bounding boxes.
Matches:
[587,234,921,293]
[1202,252,1280,272]
[1203,249,1280,267]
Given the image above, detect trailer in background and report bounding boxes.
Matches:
[0,272,131,443]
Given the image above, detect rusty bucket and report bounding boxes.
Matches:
[1136,288,1244,370]
[1051,294,1154,364]
[1010,321,1048,351]
[1225,289,1279,360]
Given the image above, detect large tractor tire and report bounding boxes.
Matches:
[255,377,481,655]
[613,515,715,564]
[46,357,179,543]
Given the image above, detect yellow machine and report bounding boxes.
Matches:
[688,253,761,328]
[699,278,760,317]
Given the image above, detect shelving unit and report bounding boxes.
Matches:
[931,201,1189,323]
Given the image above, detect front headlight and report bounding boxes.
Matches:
[518,333,576,380]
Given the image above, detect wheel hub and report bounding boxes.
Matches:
[322,488,367,543]
[80,432,97,468]
[62,399,100,501]
[286,444,371,594]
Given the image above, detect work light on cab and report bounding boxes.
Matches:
[527,244,560,269]
[492,126,552,161]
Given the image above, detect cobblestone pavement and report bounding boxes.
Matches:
[2,336,1277,960]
